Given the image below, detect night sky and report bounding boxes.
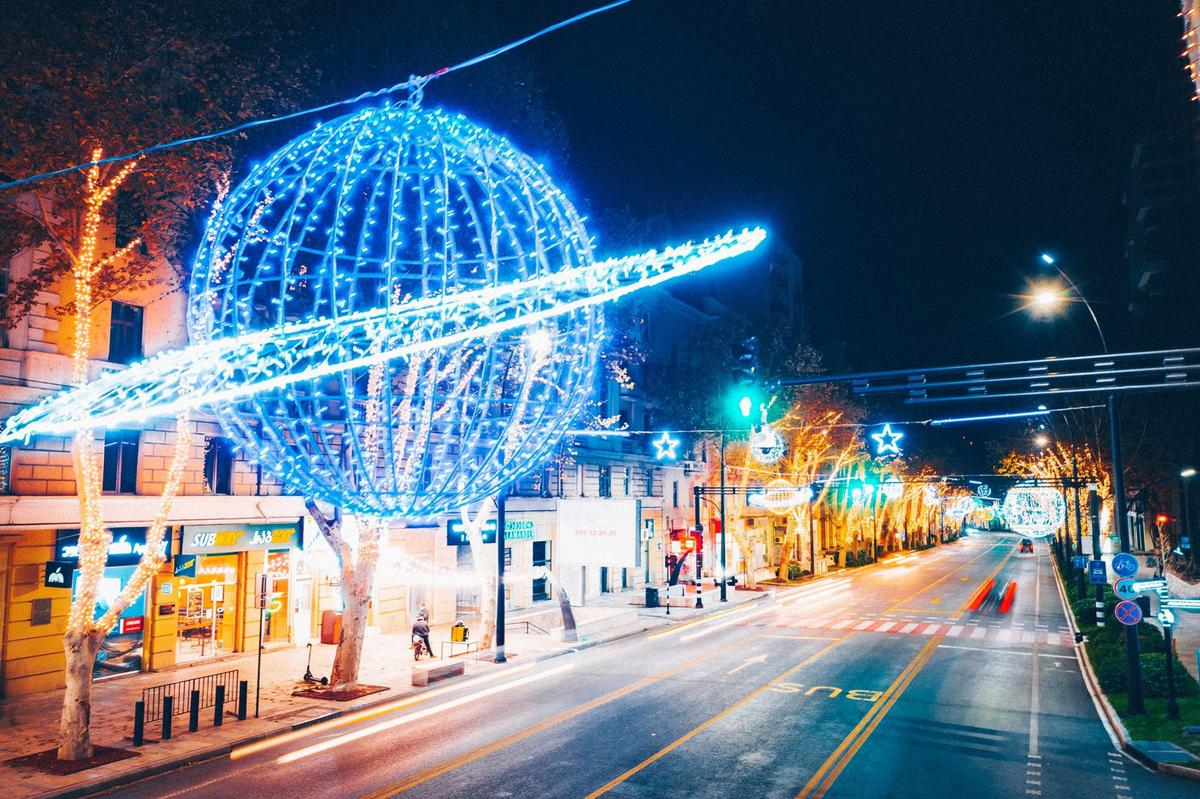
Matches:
[483,1,1196,370]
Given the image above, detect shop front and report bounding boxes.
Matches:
[56,527,167,680]
[556,499,639,597]
[177,521,303,662]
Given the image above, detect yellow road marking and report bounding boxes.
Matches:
[930,597,942,604]
[583,636,852,799]
[885,540,1007,613]
[795,634,942,799]
[361,631,766,798]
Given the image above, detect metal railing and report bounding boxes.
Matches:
[506,620,550,635]
[142,669,239,722]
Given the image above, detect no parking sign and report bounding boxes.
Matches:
[1114,600,1142,626]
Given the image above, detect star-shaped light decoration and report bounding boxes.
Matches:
[652,431,680,461]
[870,423,904,456]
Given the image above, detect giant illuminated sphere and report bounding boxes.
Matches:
[1001,485,1067,536]
[188,102,602,518]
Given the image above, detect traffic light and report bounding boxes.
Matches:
[1156,514,1170,525]
[731,336,759,387]
[731,336,760,418]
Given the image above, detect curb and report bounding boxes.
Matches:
[28,590,774,799]
[1049,554,1200,781]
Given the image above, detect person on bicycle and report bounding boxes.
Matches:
[412,617,433,659]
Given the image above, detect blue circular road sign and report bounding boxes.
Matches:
[1112,552,1139,578]
[1114,600,1142,626]
[1113,578,1136,600]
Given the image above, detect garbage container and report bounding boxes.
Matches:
[450,621,469,642]
[320,610,342,645]
[645,586,660,608]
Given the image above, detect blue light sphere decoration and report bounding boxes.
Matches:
[188,101,602,518]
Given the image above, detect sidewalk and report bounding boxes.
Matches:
[0,584,768,799]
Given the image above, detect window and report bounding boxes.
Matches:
[108,302,144,365]
[114,187,147,250]
[102,430,139,493]
[0,446,11,494]
[204,436,235,495]
[645,468,655,497]
[623,467,631,496]
[576,463,586,497]
[599,465,612,498]
[672,480,679,508]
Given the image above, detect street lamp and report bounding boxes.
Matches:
[1023,251,1142,714]
[1033,433,1050,449]
[1182,468,1196,569]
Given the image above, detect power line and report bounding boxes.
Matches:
[0,0,633,193]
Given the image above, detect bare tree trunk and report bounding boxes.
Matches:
[329,560,375,686]
[460,503,495,651]
[305,501,382,688]
[57,629,103,760]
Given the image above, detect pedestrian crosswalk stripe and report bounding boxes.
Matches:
[875,622,895,632]
[922,624,942,635]
[947,625,963,637]
[853,620,873,630]
[899,622,919,633]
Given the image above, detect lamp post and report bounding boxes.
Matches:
[1030,253,1142,714]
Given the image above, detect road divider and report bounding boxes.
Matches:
[583,635,852,799]
[796,633,943,799]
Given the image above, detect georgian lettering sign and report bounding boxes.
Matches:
[56,527,168,566]
[181,521,302,554]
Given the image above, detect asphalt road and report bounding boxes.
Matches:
[97,535,1199,799]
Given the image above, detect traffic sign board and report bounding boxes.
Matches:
[1114,600,1143,626]
[1112,552,1139,578]
[1113,578,1136,600]
[1071,555,1087,570]
[1088,560,1107,584]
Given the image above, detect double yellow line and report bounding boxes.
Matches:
[583,635,850,799]
[795,633,943,799]
[362,631,768,798]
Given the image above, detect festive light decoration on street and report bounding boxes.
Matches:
[1001,485,1067,536]
[870,423,904,456]
[1182,0,1200,102]
[749,425,786,465]
[976,483,992,498]
[881,477,904,502]
[945,496,977,520]
[747,479,812,515]
[652,432,680,461]
[4,103,763,520]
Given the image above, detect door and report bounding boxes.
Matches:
[532,541,550,601]
[293,577,313,643]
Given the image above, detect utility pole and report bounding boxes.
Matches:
[1108,395,1143,714]
[495,487,507,664]
[719,431,727,602]
[1090,485,1104,629]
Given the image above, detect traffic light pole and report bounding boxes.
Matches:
[1108,394,1143,714]
[495,486,507,664]
[719,431,727,602]
[1090,485,1104,629]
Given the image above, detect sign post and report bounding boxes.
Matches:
[255,572,268,718]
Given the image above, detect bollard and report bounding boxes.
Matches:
[188,689,200,733]
[214,685,225,727]
[133,700,145,747]
[237,680,248,721]
[162,695,174,740]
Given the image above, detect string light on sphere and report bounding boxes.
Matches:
[6,101,765,521]
[1001,485,1067,537]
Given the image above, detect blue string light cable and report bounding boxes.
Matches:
[0,0,632,193]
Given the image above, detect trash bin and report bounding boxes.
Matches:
[320,610,342,645]
[451,621,469,642]
[645,586,659,608]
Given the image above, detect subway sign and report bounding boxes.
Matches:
[181,522,302,554]
[446,518,535,547]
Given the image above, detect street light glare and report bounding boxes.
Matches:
[1182,467,1197,478]
[1029,284,1064,314]
[1033,434,1050,448]
[1040,253,1056,265]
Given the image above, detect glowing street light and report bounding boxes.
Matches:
[1033,433,1050,449]
[1181,468,1196,478]
[1029,282,1066,315]
[1040,252,1056,265]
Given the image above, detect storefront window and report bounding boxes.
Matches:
[72,564,146,679]
[264,550,291,643]
[175,554,238,662]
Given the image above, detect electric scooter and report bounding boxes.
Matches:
[301,642,329,685]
